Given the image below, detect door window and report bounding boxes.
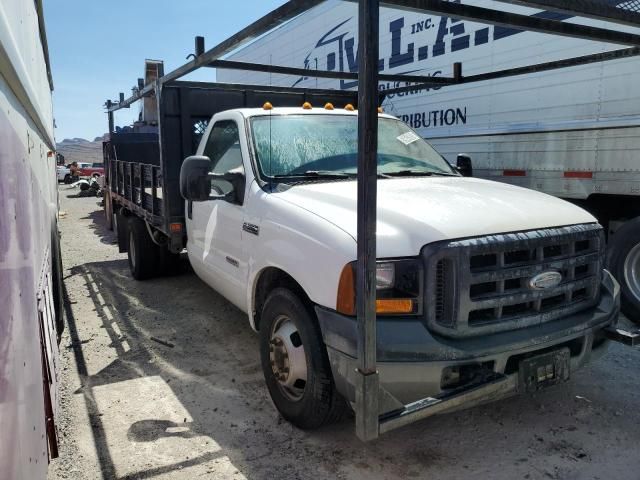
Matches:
[203,120,244,196]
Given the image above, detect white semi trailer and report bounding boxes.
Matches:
[0,0,62,477]
[216,0,640,321]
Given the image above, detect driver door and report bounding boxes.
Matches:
[187,119,247,309]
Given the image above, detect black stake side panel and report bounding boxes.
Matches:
[109,81,358,239]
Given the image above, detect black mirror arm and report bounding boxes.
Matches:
[206,171,246,204]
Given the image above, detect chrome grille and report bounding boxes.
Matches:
[424,224,604,338]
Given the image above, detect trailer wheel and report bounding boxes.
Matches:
[51,226,65,343]
[259,288,347,429]
[127,217,158,280]
[607,217,640,322]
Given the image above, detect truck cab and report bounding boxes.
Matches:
[178,103,620,428]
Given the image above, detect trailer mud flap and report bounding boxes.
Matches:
[115,210,128,253]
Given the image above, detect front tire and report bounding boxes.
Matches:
[259,288,346,429]
[127,217,159,280]
[607,217,640,322]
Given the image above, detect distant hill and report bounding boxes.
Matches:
[56,136,106,164]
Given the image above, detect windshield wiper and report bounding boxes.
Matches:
[273,170,355,179]
[384,170,458,177]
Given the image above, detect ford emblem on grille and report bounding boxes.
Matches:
[528,271,563,290]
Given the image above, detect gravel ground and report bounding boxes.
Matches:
[49,186,640,480]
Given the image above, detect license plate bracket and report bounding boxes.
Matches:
[518,347,570,393]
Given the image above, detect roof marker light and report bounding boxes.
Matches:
[324,102,334,110]
[263,102,273,110]
[378,107,384,113]
[302,102,312,110]
[344,104,355,111]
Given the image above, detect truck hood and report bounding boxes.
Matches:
[273,177,596,257]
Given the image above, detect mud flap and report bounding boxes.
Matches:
[116,209,128,253]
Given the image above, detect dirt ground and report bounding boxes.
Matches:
[49,186,640,480]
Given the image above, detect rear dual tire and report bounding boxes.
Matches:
[127,217,157,280]
[127,217,182,280]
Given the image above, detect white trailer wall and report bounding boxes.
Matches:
[218,0,640,199]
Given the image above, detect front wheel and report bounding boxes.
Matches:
[259,288,347,429]
[608,217,640,322]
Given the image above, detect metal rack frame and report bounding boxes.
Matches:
[106,0,640,441]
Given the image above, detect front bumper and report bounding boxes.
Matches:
[316,270,620,414]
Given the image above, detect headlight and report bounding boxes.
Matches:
[336,259,423,316]
[376,262,395,289]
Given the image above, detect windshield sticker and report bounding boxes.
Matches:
[396,131,420,145]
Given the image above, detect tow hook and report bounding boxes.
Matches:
[604,325,640,346]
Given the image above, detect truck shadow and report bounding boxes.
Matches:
[63,256,638,480]
[81,209,117,247]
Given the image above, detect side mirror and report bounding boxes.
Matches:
[180,156,246,204]
[180,156,212,201]
[456,154,473,177]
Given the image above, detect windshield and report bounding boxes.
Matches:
[250,114,456,179]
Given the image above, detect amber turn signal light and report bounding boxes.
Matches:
[336,263,356,315]
[376,298,414,314]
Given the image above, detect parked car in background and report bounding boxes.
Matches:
[77,162,104,177]
[57,164,71,183]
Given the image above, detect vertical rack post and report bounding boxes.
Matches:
[106,100,114,134]
[355,0,380,442]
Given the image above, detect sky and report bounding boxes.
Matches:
[44,0,287,142]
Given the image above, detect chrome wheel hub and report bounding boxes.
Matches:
[269,316,307,401]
